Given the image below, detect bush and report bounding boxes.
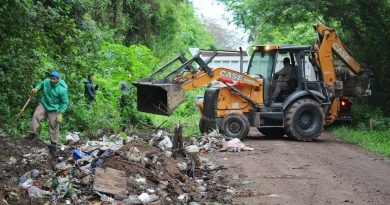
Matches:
[350,99,390,131]
[331,99,390,157]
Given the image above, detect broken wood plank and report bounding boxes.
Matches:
[172,124,183,150]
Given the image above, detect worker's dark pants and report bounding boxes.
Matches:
[29,103,58,143]
[272,81,289,101]
[85,98,95,109]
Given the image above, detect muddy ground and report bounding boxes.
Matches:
[0,132,232,205]
[208,129,390,205]
[1,129,389,205]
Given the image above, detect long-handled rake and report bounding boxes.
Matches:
[17,94,34,120]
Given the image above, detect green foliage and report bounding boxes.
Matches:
[0,0,216,137]
[332,99,390,157]
[54,43,158,134]
[349,100,390,131]
[333,126,390,157]
[219,0,390,113]
[96,43,157,125]
[98,43,158,77]
[152,0,216,60]
[66,95,122,132]
[255,23,316,45]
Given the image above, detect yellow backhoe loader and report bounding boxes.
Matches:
[133,24,371,141]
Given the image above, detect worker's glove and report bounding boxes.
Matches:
[31,88,38,95]
[56,113,63,124]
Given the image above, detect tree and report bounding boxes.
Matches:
[203,18,247,50]
[0,0,216,134]
[219,0,390,112]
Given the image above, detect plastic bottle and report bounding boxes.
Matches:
[72,150,89,160]
[138,193,159,203]
[27,186,50,198]
[56,181,69,198]
[95,191,122,205]
[18,169,40,183]
[20,178,33,190]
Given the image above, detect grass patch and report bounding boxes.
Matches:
[150,112,201,137]
[333,126,390,157]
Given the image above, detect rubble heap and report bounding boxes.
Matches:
[0,127,253,205]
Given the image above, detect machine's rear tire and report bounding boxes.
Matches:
[221,113,250,139]
[285,98,324,141]
[199,117,212,134]
[258,128,285,138]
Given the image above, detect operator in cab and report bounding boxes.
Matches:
[272,57,294,102]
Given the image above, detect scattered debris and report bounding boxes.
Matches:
[185,145,200,153]
[221,138,254,152]
[8,156,17,165]
[138,192,159,203]
[65,132,80,145]
[0,126,252,204]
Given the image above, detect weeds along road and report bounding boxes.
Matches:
[209,129,390,205]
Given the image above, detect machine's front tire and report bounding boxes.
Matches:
[259,128,285,138]
[221,113,250,139]
[285,98,324,141]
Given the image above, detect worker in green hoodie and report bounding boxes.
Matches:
[28,71,69,154]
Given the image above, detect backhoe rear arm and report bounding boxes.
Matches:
[314,24,365,85]
[314,24,369,124]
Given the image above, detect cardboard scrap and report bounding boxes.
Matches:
[93,167,127,195]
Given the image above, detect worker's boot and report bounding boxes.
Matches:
[26,132,36,140]
[48,142,57,155]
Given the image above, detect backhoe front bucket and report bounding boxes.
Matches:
[132,82,185,116]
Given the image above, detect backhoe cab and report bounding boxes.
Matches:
[201,45,330,141]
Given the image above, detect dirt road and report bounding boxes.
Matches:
[208,130,390,205]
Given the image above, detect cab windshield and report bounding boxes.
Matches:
[248,51,274,78]
[247,51,275,104]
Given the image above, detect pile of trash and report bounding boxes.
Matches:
[184,130,254,153]
[0,128,253,205]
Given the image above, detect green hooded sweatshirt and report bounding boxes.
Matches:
[35,78,69,114]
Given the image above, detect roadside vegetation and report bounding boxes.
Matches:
[332,100,390,157]
[0,0,215,139]
[333,127,390,157]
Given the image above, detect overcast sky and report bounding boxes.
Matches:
[191,0,249,49]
